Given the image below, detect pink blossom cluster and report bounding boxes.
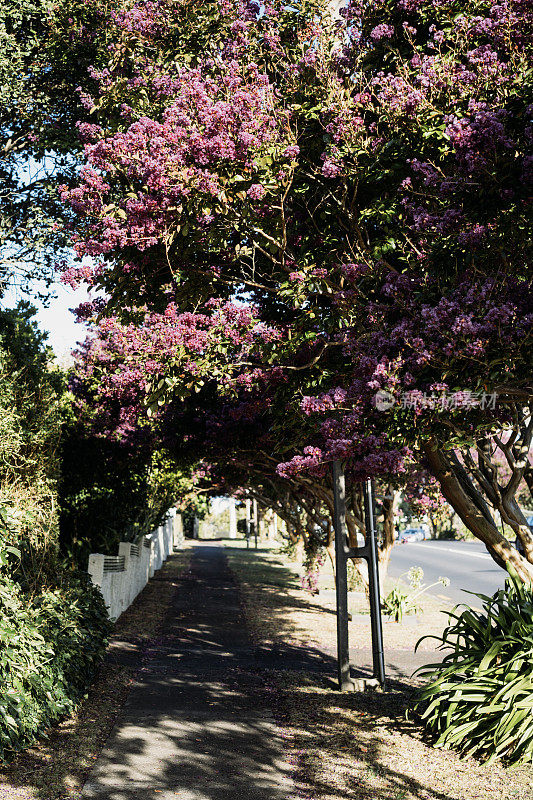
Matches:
[279,270,531,480]
[370,24,395,41]
[62,56,286,259]
[301,387,347,415]
[70,299,282,441]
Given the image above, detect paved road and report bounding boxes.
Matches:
[388,540,507,606]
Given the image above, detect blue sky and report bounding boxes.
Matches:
[2,279,92,361]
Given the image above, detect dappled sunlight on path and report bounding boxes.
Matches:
[81,543,294,800]
[225,545,446,680]
[227,543,533,800]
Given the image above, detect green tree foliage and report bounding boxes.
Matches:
[0,302,65,588]
[0,0,110,294]
[182,496,209,539]
[0,304,111,762]
[58,437,187,567]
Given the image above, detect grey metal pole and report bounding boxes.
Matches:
[332,460,354,691]
[364,478,386,688]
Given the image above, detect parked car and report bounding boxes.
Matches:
[400,527,425,543]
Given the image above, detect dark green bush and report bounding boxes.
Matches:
[0,565,111,762]
[412,564,533,766]
[59,434,187,568]
[0,306,112,761]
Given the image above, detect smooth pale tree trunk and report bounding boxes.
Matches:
[270,512,278,541]
[246,498,251,541]
[173,512,184,549]
[295,534,305,564]
[228,497,237,539]
[253,498,259,541]
[376,486,399,590]
[193,516,199,540]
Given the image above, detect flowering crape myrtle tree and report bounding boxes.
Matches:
[69,307,412,590]
[402,473,457,539]
[58,0,533,580]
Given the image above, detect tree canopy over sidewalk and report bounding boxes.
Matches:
[52,0,533,580]
[0,0,532,770]
[2,0,530,578]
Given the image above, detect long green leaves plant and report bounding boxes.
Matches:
[411,564,533,766]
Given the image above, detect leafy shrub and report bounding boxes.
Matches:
[59,434,189,568]
[383,584,417,623]
[412,564,533,765]
[384,568,449,622]
[0,304,66,587]
[0,563,111,762]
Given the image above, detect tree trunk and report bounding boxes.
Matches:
[228,497,237,539]
[295,534,305,564]
[424,440,533,585]
[378,484,398,581]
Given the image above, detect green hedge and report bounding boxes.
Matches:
[0,568,111,761]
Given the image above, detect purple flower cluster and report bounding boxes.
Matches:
[247,183,266,200]
[370,24,395,40]
[63,54,287,259]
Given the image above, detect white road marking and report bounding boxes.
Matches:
[403,544,491,560]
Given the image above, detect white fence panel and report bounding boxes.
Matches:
[87,511,177,621]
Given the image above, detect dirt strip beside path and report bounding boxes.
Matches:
[0,546,192,800]
[225,542,533,800]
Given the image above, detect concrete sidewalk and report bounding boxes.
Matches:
[81,543,442,800]
[82,544,293,800]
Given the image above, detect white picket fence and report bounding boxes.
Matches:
[87,511,184,621]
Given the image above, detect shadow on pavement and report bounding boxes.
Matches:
[1,543,466,800]
[81,543,294,799]
[221,544,463,800]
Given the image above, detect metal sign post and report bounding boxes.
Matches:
[364,478,386,688]
[332,460,354,690]
[332,461,386,690]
